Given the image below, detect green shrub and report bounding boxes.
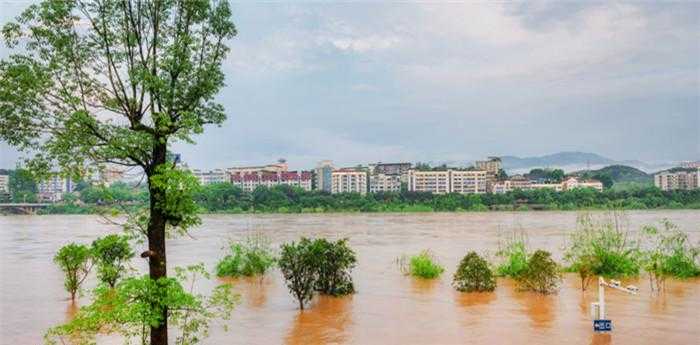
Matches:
[495,232,529,277]
[91,234,134,288]
[642,220,700,291]
[278,238,321,310]
[453,252,496,292]
[398,250,444,279]
[54,243,93,300]
[314,238,357,296]
[564,212,641,290]
[215,234,275,277]
[516,250,561,294]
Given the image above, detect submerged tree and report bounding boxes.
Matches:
[54,243,93,301]
[1,1,236,344]
[91,234,134,288]
[453,251,496,292]
[278,238,321,310]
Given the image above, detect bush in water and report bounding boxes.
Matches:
[495,232,529,278]
[314,238,357,296]
[641,220,700,292]
[564,212,641,290]
[398,250,444,279]
[453,252,496,292]
[516,250,561,294]
[216,234,276,278]
[91,234,134,288]
[279,238,322,310]
[54,243,93,300]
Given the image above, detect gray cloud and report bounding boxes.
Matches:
[1,1,699,170]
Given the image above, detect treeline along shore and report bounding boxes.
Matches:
[15,182,700,215]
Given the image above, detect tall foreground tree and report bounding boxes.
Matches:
[0,1,236,344]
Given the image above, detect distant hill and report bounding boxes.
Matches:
[501,152,615,171]
[500,151,672,174]
[573,165,652,184]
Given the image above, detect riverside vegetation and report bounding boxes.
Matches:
[4,177,700,215]
[44,212,700,343]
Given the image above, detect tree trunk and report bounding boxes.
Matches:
[148,140,168,345]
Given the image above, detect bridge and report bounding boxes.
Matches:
[0,203,51,214]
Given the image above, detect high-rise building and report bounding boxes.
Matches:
[38,175,73,202]
[654,169,700,191]
[475,157,502,174]
[314,160,334,192]
[369,173,402,193]
[331,168,368,194]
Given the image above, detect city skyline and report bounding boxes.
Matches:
[1,1,699,170]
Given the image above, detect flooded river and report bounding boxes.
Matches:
[1,211,699,345]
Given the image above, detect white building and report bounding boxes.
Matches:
[231,171,313,192]
[331,169,368,195]
[450,170,489,194]
[0,174,8,193]
[654,169,700,191]
[39,175,74,202]
[562,177,604,191]
[226,159,288,176]
[192,169,227,185]
[369,173,402,193]
[407,170,451,194]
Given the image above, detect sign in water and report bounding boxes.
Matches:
[593,319,612,332]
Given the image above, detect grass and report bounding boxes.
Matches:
[398,250,445,279]
[216,234,276,277]
[495,232,529,277]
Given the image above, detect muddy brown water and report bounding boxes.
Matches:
[1,211,699,345]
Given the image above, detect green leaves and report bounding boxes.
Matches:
[149,164,201,233]
[91,234,134,288]
[46,264,239,345]
[53,242,93,300]
[398,250,445,279]
[515,250,561,294]
[278,237,357,309]
[453,252,496,292]
[215,234,276,278]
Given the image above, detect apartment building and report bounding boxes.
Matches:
[38,175,74,202]
[314,160,334,192]
[475,157,502,174]
[231,171,313,192]
[192,169,227,185]
[369,173,402,193]
[654,169,700,191]
[331,168,368,195]
[0,174,8,193]
[450,170,488,194]
[407,170,451,194]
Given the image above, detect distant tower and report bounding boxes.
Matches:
[314,160,334,192]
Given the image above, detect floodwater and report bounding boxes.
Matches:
[1,211,699,345]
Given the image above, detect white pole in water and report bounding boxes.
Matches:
[598,276,605,319]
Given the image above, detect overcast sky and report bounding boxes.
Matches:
[1,1,699,170]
